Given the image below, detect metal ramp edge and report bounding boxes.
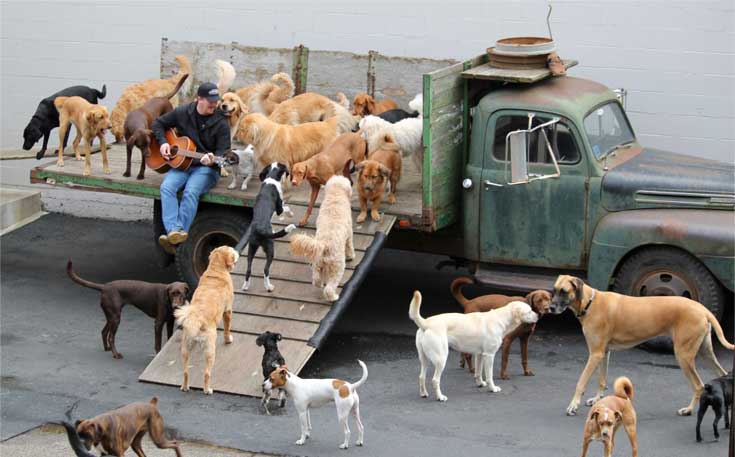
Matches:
[139,206,395,396]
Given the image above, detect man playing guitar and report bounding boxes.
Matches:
[152,82,231,254]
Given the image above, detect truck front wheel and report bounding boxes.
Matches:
[614,246,726,320]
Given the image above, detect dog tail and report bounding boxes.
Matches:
[408,290,428,331]
[161,74,189,100]
[258,225,295,240]
[705,309,735,350]
[174,303,206,335]
[234,225,253,254]
[60,421,97,457]
[350,360,369,391]
[173,55,192,96]
[374,131,400,153]
[149,396,159,406]
[450,277,473,310]
[270,72,295,98]
[290,233,325,263]
[215,59,236,94]
[96,84,107,100]
[335,92,350,109]
[53,96,70,112]
[67,260,104,291]
[613,376,634,401]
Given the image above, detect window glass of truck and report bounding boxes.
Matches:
[492,115,580,164]
[583,102,635,159]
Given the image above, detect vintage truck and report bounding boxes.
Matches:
[30,41,734,394]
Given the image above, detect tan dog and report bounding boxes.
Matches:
[72,397,182,456]
[291,132,367,226]
[236,72,294,115]
[550,275,734,416]
[54,96,111,176]
[355,132,402,223]
[220,91,248,141]
[580,376,638,457]
[110,55,190,142]
[352,93,398,116]
[269,92,358,134]
[174,246,238,395]
[450,277,552,378]
[236,113,341,173]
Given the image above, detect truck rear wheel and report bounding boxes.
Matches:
[175,208,250,289]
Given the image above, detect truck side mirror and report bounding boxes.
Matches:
[507,131,529,184]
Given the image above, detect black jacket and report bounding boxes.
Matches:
[152,102,231,166]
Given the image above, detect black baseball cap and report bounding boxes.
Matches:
[197,82,220,102]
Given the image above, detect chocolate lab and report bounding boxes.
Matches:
[450,277,551,379]
[123,74,189,179]
[67,260,188,359]
[24,84,106,160]
[69,397,182,457]
[696,371,733,442]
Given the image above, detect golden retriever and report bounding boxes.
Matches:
[290,175,354,302]
[54,96,112,176]
[269,92,359,134]
[110,55,191,143]
[352,93,398,116]
[355,132,402,223]
[174,246,238,395]
[236,113,341,172]
[220,91,248,141]
[236,72,294,116]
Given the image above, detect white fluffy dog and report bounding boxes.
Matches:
[224,145,256,191]
[359,115,423,171]
[289,175,354,302]
[409,290,538,401]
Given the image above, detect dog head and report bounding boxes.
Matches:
[525,289,552,316]
[550,275,586,315]
[220,92,247,119]
[256,331,283,349]
[166,282,189,309]
[236,113,267,145]
[221,149,240,168]
[352,93,376,116]
[86,106,111,136]
[22,121,43,150]
[590,406,621,441]
[75,419,103,451]
[208,246,239,271]
[263,365,289,390]
[128,129,153,150]
[290,161,310,187]
[325,174,352,198]
[356,159,390,194]
[258,162,289,182]
[509,301,538,325]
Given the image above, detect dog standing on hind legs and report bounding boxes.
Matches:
[257,331,288,414]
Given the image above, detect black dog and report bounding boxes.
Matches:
[67,260,189,359]
[60,421,96,457]
[24,84,107,159]
[696,371,733,442]
[235,163,296,293]
[257,331,287,414]
[378,108,419,123]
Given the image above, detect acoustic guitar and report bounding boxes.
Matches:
[147,129,226,173]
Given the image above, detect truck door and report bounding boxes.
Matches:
[479,110,589,268]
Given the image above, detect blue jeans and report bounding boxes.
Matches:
[160,166,219,233]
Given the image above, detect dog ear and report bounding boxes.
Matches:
[614,411,623,422]
[572,277,585,302]
[275,333,282,341]
[74,419,83,428]
[355,161,367,173]
[525,291,537,308]
[590,411,599,422]
[258,165,270,182]
[256,334,264,346]
[278,163,289,178]
[86,112,95,123]
[378,163,391,179]
[367,97,376,114]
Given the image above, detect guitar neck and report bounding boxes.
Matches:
[175,149,209,160]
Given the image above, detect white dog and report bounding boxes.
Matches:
[264,360,368,449]
[409,290,538,401]
[359,114,423,172]
[289,175,354,302]
[224,145,256,191]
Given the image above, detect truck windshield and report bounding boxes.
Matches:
[583,102,635,159]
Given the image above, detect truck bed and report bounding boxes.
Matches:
[30,144,424,227]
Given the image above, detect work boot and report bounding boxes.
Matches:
[168,230,188,245]
[158,234,176,255]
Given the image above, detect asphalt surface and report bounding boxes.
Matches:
[1,214,733,457]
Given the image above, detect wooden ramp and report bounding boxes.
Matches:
[139,205,395,396]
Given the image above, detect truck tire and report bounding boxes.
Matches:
[175,208,250,289]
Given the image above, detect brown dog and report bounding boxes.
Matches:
[580,376,638,457]
[450,277,552,378]
[291,132,367,226]
[54,96,111,176]
[123,74,189,179]
[352,93,398,116]
[175,246,238,395]
[73,397,182,457]
[551,275,733,416]
[355,132,401,223]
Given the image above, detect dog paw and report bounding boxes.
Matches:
[523,370,535,377]
[585,395,602,406]
[356,440,363,447]
[285,224,296,233]
[112,352,123,359]
[204,388,214,395]
[437,394,448,402]
[123,171,131,177]
[476,380,487,388]
[180,385,190,392]
[356,212,367,223]
[370,212,381,222]
[240,184,248,191]
[265,283,275,292]
[339,443,349,450]
[56,160,65,167]
[489,386,501,393]
[225,334,234,344]
[136,174,144,180]
[83,168,91,176]
[566,403,579,416]
[103,168,111,174]
[241,280,250,290]
[295,439,306,446]
[499,374,510,380]
[227,183,236,190]
[419,391,429,398]
[388,195,396,204]
[677,407,692,416]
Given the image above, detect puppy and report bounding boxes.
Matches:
[291,132,367,226]
[269,92,359,134]
[24,84,106,160]
[236,113,341,173]
[264,360,368,449]
[222,145,256,191]
[696,372,733,442]
[355,132,402,223]
[54,96,111,176]
[409,290,538,401]
[111,55,191,143]
[352,93,398,116]
[67,260,188,358]
[257,331,287,414]
[238,163,296,292]
[359,114,423,172]
[70,397,182,457]
[175,246,238,395]
[451,277,552,379]
[377,108,419,124]
[290,176,355,302]
[123,74,189,179]
[236,72,295,116]
[580,377,638,457]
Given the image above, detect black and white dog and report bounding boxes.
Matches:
[256,331,287,414]
[235,162,296,292]
[696,371,733,442]
[23,84,107,159]
[378,108,419,123]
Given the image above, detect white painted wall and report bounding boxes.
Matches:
[2,0,733,162]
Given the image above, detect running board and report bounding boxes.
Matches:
[473,267,585,293]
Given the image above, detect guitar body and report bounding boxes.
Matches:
[147,129,197,173]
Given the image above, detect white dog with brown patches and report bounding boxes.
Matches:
[264,360,368,449]
[409,290,538,401]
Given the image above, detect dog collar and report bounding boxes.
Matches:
[576,289,596,318]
